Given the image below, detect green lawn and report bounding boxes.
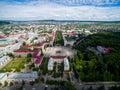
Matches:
[0,57,27,72]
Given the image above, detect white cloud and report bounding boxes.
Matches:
[0,1,120,21]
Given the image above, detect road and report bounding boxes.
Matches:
[1,84,56,90]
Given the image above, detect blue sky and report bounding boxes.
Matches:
[0,0,120,21]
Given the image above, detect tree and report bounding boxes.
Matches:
[40,78,44,83]
[0,83,2,87]
[77,50,83,60]
[23,42,26,46]
[35,78,39,83]
[30,81,34,86]
[88,59,96,72]
[109,86,120,90]
[17,86,23,90]
[97,86,105,90]
[88,86,93,90]
[27,53,32,58]
[26,53,32,62]
[64,82,77,90]
[4,81,8,87]
[9,82,13,86]
[7,53,14,59]
[41,49,44,55]
[22,80,25,86]
[53,31,64,46]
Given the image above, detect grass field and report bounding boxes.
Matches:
[0,57,27,72]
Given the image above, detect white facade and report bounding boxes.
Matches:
[97,46,105,53]
[0,73,7,84]
[64,58,70,71]
[48,57,70,71]
[0,39,24,57]
[48,58,54,71]
[0,56,11,67]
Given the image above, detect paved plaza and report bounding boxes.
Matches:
[44,46,76,58]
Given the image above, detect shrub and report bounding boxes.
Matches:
[30,81,34,86]
[9,82,13,86]
[4,81,8,87]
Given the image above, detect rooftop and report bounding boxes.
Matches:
[51,56,66,59]
[32,50,40,58]
[0,73,6,79]
[35,56,43,64]
[14,50,28,53]
[8,71,38,79]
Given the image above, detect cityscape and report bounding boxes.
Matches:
[0,0,120,90]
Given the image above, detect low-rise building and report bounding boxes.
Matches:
[97,46,111,54]
[14,50,29,57]
[48,56,70,71]
[7,71,38,82]
[31,50,43,68]
[34,56,43,67]
[31,50,41,62]
[0,73,7,84]
[0,56,11,67]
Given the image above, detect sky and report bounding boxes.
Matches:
[0,0,120,21]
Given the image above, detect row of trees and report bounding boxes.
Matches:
[0,81,13,87]
[52,62,64,78]
[39,58,49,75]
[54,31,64,46]
[46,80,76,90]
[82,85,120,90]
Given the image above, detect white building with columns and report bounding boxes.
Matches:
[48,56,70,71]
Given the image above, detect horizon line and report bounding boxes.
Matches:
[0,19,120,22]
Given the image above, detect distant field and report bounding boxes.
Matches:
[0,57,27,72]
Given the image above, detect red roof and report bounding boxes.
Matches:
[21,45,32,49]
[68,32,75,35]
[14,50,28,53]
[35,56,43,64]
[32,50,39,58]
[51,56,66,59]
[98,46,112,53]
[103,47,111,53]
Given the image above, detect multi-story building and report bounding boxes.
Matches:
[48,56,70,71]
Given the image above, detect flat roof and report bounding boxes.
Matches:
[0,73,6,79]
[8,71,38,79]
[14,50,28,53]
